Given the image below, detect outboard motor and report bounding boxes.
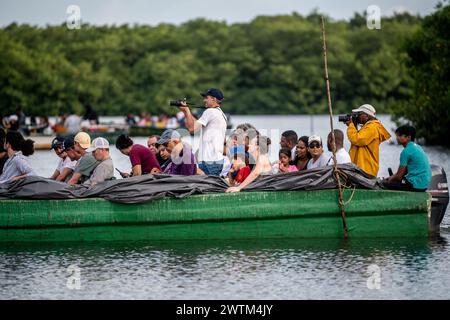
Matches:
[428,165,449,232]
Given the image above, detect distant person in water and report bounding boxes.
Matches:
[0,131,35,184]
[382,125,431,192]
[64,114,81,134]
[83,103,99,125]
[115,134,161,177]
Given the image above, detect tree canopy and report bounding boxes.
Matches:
[391,2,449,146]
[0,10,425,120]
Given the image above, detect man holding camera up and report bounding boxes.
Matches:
[179,88,227,176]
[345,104,391,177]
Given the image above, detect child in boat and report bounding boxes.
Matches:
[294,136,311,171]
[228,152,251,186]
[272,148,298,173]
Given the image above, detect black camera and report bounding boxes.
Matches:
[169,99,186,107]
[169,99,197,108]
[338,113,359,124]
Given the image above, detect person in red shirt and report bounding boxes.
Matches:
[228,152,251,186]
[115,134,161,177]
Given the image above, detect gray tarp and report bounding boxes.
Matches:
[0,163,381,204]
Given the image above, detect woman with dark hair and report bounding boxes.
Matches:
[0,131,35,184]
[294,136,311,171]
[226,134,273,193]
[115,134,161,177]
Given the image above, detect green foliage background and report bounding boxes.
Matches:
[0,6,448,145]
[392,3,449,146]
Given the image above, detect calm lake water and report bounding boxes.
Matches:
[1,114,449,299]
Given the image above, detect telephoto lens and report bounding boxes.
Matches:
[338,114,351,123]
[169,100,183,107]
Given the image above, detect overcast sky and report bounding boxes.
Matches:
[0,0,439,27]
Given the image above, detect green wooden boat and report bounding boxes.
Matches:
[0,189,432,242]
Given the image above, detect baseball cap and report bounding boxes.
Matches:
[308,135,322,145]
[8,115,18,122]
[157,129,181,145]
[87,137,109,152]
[352,104,376,117]
[51,136,65,150]
[74,132,91,149]
[62,137,75,151]
[200,88,224,101]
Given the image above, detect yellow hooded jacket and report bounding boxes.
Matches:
[347,120,391,177]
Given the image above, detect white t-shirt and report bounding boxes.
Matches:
[291,146,297,161]
[64,115,81,134]
[56,157,78,173]
[326,148,352,166]
[197,107,227,162]
[307,153,329,170]
[220,155,232,177]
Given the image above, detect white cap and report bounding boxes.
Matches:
[87,137,109,152]
[308,135,322,145]
[8,115,18,122]
[352,104,376,117]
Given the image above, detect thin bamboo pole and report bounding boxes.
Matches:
[321,16,349,239]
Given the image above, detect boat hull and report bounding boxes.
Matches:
[0,189,430,242]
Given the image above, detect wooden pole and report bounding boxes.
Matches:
[321,16,349,239]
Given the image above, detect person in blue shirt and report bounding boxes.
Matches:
[383,125,431,192]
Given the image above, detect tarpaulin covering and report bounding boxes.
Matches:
[0,163,381,204]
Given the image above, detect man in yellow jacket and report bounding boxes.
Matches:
[346,104,391,177]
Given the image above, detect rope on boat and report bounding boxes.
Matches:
[321,16,349,239]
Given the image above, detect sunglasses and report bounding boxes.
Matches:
[308,143,321,149]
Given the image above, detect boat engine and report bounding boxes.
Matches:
[429,165,449,232]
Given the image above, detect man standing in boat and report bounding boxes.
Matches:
[179,88,227,176]
[345,104,391,177]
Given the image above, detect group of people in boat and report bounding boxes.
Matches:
[0,88,432,192]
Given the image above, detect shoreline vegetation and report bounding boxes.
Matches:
[0,4,448,146]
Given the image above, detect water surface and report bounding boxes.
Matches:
[1,114,449,299]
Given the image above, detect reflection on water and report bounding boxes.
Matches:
[1,235,449,299]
